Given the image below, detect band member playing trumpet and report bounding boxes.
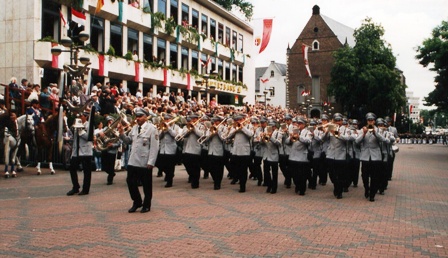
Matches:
[280,115,294,189]
[323,113,350,199]
[308,119,324,190]
[205,116,227,190]
[355,112,386,202]
[286,117,312,195]
[347,119,362,189]
[250,117,266,186]
[181,113,204,189]
[225,114,254,193]
[261,123,283,194]
[376,118,394,195]
[157,113,180,188]
[97,116,122,185]
[319,114,331,186]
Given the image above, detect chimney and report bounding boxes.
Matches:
[312,5,320,15]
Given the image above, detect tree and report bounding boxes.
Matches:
[328,18,407,120]
[212,0,254,21]
[416,20,448,112]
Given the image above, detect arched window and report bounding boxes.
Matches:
[270,70,274,77]
[312,40,319,50]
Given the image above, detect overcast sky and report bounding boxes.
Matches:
[248,0,448,108]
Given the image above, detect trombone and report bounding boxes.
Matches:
[175,117,204,141]
[197,118,228,144]
[158,116,180,132]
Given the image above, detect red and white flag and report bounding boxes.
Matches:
[302,44,312,78]
[71,7,86,26]
[163,68,171,87]
[301,90,310,96]
[259,19,273,54]
[134,61,143,82]
[59,10,69,29]
[200,57,211,73]
[410,105,413,114]
[98,54,108,77]
[51,42,64,69]
[186,73,194,91]
[260,78,269,83]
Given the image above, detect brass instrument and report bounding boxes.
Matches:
[367,124,374,132]
[97,111,131,151]
[175,117,204,141]
[158,116,180,132]
[262,126,273,143]
[326,123,340,138]
[197,121,212,144]
[198,118,229,144]
[233,117,251,131]
[291,134,299,142]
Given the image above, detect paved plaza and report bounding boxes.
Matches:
[0,144,447,257]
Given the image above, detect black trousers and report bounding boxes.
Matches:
[183,153,201,188]
[157,154,176,185]
[347,158,360,187]
[263,160,279,192]
[127,165,152,208]
[319,152,329,184]
[279,154,290,186]
[224,150,233,178]
[309,157,322,188]
[232,155,251,191]
[386,154,395,181]
[252,156,263,182]
[361,160,382,199]
[208,155,224,187]
[378,161,388,192]
[289,160,311,194]
[69,156,92,193]
[101,152,116,183]
[328,159,348,197]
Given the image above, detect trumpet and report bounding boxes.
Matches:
[175,117,204,141]
[234,117,251,131]
[290,134,299,142]
[158,116,180,132]
[197,121,212,144]
[367,124,374,132]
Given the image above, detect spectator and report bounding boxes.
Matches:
[9,77,20,99]
[49,87,60,108]
[39,87,51,111]
[27,84,41,102]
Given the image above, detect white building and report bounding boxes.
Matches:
[255,61,287,108]
[406,90,420,123]
[0,0,254,106]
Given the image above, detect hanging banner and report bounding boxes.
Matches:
[259,19,273,54]
[302,44,312,78]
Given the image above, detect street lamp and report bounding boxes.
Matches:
[257,88,272,114]
[51,31,91,79]
[195,71,218,108]
[300,96,314,117]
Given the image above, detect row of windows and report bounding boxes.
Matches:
[41,0,244,83]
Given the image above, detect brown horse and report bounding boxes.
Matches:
[34,113,59,175]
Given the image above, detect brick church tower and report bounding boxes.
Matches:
[286,5,354,118]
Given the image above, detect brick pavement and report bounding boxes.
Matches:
[0,144,447,257]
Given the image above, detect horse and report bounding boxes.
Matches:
[3,113,35,178]
[34,113,58,175]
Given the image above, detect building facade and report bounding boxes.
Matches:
[255,61,286,108]
[406,91,421,124]
[0,0,254,105]
[286,5,355,118]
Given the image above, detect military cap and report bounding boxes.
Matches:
[366,112,376,120]
[260,117,268,123]
[333,113,343,121]
[135,108,150,117]
[321,114,330,120]
[296,117,306,124]
[106,116,114,122]
[309,119,317,126]
[284,114,293,120]
[351,119,359,125]
[189,113,200,119]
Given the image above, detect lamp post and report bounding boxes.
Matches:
[195,71,217,108]
[257,88,271,114]
[300,96,314,118]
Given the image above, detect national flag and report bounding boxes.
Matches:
[302,44,312,78]
[410,105,413,114]
[71,7,86,26]
[134,61,143,82]
[186,73,193,91]
[59,9,69,29]
[176,25,183,43]
[98,54,108,77]
[301,90,310,96]
[95,0,104,14]
[51,43,59,69]
[260,78,269,83]
[118,1,127,24]
[201,57,211,73]
[163,68,171,87]
[259,19,273,54]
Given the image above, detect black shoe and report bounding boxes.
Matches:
[270,190,277,194]
[379,190,385,195]
[337,194,343,199]
[164,183,173,188]
[309,186,316,190]
[295,187,299,194]
[214,185,220,190]
[239,189,245,193]
[230,179,238,185]
[299,192,305,196]
[107,181,113,185]
[66,189,79,196]
[257,180,262,186]
[192,185,199,189]
[343,187,349,193]
[78,191,89,196]
[140,207,150,213]
[266,187,271,193]
[364,190,369,199]
[369,197,375,202]
[128,204,142,213]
